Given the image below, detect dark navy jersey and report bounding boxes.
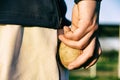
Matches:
[0,0,61,29]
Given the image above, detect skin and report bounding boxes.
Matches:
[58,0,102,70]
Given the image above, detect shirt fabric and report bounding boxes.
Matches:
[0,0,61,29]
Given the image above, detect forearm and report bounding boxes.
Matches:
[73,0,101,35]
[77,1,100,23]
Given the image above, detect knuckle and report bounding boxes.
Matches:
[73,37,80,41]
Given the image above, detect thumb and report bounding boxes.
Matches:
[63,26,74,40]
[63,26,71,34]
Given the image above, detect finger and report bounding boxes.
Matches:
[64,25,89,41]
[63,26,74,40]
[58,35,79,49]
[64,22,98,42]
[67,37,96,70]
[84,47,102,69]
[59,29,95,49]
[83,39,102,69]
[63,26,71,33]
[85,59,97,69]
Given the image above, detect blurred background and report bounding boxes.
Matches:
[64,0,120,80]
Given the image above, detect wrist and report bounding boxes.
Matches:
[74,0,102,4]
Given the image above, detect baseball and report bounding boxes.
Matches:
[59,42,82,69]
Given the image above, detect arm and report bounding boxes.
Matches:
[58,0,102,70]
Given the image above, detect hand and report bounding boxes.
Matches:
[58,1,102,70]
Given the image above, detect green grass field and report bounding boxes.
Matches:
[69,50,120,80]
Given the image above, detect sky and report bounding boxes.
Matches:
[64,0,120,25]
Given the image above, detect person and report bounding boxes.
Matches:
[0,0,102,80]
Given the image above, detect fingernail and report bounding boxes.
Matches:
[84,66,89,69]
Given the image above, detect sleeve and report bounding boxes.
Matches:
[74,0,102,4]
